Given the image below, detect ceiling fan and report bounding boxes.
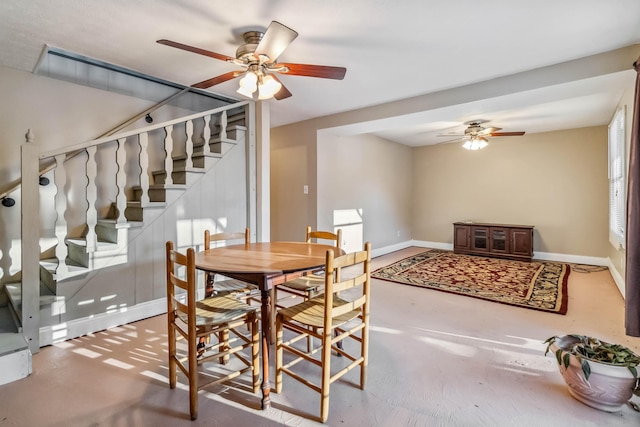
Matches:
[157,21,347,100]
[436,120,526,150]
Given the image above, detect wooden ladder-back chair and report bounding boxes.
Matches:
[276,226,343,306]
[166,241,260,420]
[203,228,258,299]
[275,242,371,423]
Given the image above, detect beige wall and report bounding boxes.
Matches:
[317,132,413,253]
[412,126,609,256]
[273,120,609,257]
[271,121,319,242]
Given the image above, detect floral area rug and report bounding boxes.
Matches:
[372,250,570,314]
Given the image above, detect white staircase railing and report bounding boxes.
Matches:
[20,100,251,353]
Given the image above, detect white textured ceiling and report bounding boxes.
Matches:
[1,0,639,146]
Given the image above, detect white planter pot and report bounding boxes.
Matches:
[550,335,639,412]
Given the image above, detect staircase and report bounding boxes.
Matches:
[0,100,256,385]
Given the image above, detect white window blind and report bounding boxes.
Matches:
[608,105,626,249]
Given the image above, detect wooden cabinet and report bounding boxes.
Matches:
[453,222,534,261]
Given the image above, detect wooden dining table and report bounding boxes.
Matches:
[194,241,340,410]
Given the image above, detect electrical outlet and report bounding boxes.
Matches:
[303,185,308,194]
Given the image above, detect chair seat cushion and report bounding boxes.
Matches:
[277,295,360,328]
[177,295,258,326]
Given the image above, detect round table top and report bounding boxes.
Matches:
[195,241,340,275]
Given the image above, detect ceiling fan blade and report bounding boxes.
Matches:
[436,134,465,137]
[479,127,502,135]
[255,21,298,63]
[157,39,235,62]
[191,71,240,89]
[276,63,347,80]
[271,74,292,100]
[489,131,526,136]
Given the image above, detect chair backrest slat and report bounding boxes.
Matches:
[305,226,342,249]
[205,227,250,249]
[166,241,197,318]
[322,242,371,328]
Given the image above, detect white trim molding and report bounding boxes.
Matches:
[39,299,166,347]
[374,240,609,268]
[607,258,626,299]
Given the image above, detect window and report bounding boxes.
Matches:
[608,105,626,249]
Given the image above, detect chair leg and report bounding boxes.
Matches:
[334,329,343,356]
[320,327,333,423]
[360,319,369,389]
[219,330,230,364]
[188,332,199,420]
[168,321,177,389]
[275,314,284,393]
[251,314,260,393]
[205,273,215,297]
[306,290,314,353]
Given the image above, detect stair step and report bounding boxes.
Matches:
[0,330,27,355]
[97,219,145,229]
[39,258,90,289]
[131,184,186,203]
[6,282,57,307]
[107,201,167,222]
[0,305,19,334]
[5,281,63,329]
[125,201,166,209]
[0,310,31,385]
[152,167,205,185]
[66,238,120,251]
[173,152,222,169]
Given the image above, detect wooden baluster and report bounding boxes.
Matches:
[164,125,174,185]
[85,145,98,253]
[53,154,69,277]
[185,120,194,169]
[115,138,127,224]
[139,132,150,205]
[202,115,211,157]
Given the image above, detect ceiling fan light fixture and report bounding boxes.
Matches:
[236,84,255,98]
[463,136,488,151]
[258,74,282,100]
[237,72,258,98]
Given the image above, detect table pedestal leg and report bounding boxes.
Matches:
[260,287,272,409]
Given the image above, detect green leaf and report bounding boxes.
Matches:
[581,359,591,380]
[555,349,563,366]
[563,353,571,370]
[629,365,638,379]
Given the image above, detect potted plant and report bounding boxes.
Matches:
[544,334,640,412]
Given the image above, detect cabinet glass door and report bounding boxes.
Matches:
[490,228,509,253]
[471,227,489,251]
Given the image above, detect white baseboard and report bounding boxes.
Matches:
[376,239,609,267]
[39,299,167,347]
[607,258,626,299]
[370,241,416,258]
[532,251,608,266]
[410,240,453,251]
